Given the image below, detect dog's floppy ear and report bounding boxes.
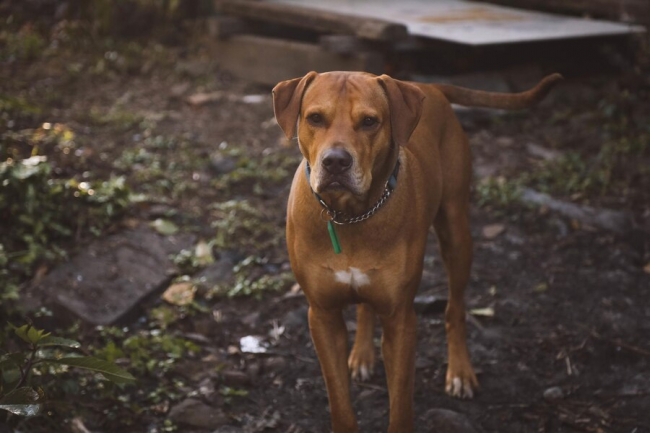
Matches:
[377,75,425,146]
[272,71,318,140]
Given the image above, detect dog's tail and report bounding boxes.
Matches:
[433,73,563,110]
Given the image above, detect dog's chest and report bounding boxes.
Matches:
[333,267,371,293]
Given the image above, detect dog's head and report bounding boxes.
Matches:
[273,71,425,198]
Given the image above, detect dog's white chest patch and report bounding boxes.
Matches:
[334,267,370,292]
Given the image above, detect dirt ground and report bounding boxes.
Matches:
[2,29,650,433]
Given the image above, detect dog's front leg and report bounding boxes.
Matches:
[380,305,417,433]
[308,306,359,433]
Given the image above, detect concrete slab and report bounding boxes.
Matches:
[32,227,195,325]
[272,0,645,46]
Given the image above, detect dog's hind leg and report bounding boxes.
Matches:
[434,202,479,399]
[348,303,376,381]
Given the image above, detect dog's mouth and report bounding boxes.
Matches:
[320,179,350,192]
[314,168,365,196]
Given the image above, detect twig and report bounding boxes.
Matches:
[590,330,650,358]
[466,313,485,332]
[355,382,386,392]
[14,343,38,390]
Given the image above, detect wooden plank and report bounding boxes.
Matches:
[214,35,384,85]
[214,0,408,41]
[206,16,252,39]
[472,0,650,25]
[319,35,369,55]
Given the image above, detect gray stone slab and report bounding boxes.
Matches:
[32,227,194,325]
[272,0,645,46]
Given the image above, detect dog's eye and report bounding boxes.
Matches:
[307,113,323,125]
[362,116,378,127]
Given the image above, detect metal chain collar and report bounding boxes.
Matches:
[307,158,400,226]
[319,180,394,225]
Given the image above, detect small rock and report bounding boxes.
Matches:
[543,386,564,401]
[264,356,287,373]
[247,361,262,380]
[425,409,480,433]
[495,136,514,147]
[221,370,250,387]
[414,294,448,314]
[549,217,569,237]
[521,188,631,234]
[169,82,191,99]
[241,311,260,327]
[526,142,561,161]
[194,377,223,406]
[482,224,505,239]
[209,154,237,175]
[195,258,234,288]
[147,204,175,218]
[169,398,228,429]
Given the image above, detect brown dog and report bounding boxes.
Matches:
[273,71,561,432]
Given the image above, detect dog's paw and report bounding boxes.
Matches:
[348,345,375,382]
[445,366,479,399]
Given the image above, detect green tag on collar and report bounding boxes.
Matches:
[327,220,342,254]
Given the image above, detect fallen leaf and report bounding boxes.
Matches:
[194,240,214,266]
[570,219,581,230]
[162,282,196,306]
[533,282,549,293]
[121,218,141,229]
[482,224,505,239]
[185,91,223,107]
[469,307,495,317]
[71,417,92,433]
[31,265,49,285]
[268,320,285,341]
[150,218,179,236]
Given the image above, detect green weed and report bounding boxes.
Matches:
[212,148,300,195]
[0,156,131,277]
[208,256,292,299]
[475,176,521,209]
[211,200,281,252]
[0,25,46,62]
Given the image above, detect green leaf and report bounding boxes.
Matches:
[150,218,179,236]
[37,336,81,348]
[54,357,135,384]
[0,387,43,416]
[10,324,50,345]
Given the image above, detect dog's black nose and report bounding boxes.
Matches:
[322,148,352,174]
